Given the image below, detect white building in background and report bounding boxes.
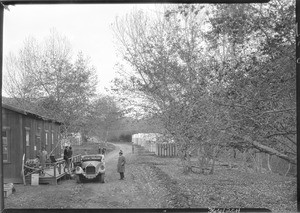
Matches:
[132,133,177,157]
[132,133,163,153]
[61,132,83,148]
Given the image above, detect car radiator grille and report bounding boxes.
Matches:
[86,166,96,174]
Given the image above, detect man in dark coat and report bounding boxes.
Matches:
[117,150,126,180]
[68,146,73,159]
[63,146,69,162]
[63,146,70,173]
[68,146,73,171]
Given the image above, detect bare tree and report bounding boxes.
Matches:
[4,29,97,135]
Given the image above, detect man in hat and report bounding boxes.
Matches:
[117,150,126,180]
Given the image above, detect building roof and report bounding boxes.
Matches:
[2,97,63,124]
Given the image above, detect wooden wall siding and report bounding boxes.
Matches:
[2,108,22,182]
[2,106,62,183]
[29,117,36,159]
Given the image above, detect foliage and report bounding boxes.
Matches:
[205,0,296,164]
[83,95,124,141]
[111,0,296,175]
[4,29,97,134]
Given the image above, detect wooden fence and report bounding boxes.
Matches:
[156,143,177,157]
[132,133,177,157]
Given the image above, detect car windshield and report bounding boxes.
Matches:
[82,155,103,161]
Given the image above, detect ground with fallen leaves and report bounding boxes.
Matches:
[4,142,296,212]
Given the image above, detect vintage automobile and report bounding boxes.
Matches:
[75,154,105,183]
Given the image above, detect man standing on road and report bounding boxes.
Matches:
[117,150,126,180]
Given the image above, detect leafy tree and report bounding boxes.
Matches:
[112,5,225,173]
[4,29,97,135]
[112,1,296,174]
[206,0,296,166]
[83,95,124,142]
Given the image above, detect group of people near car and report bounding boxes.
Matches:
[63,144,127,181]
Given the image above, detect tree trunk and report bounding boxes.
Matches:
[209,146,217,175]
[249,152,255,172]
[197,147,204,174]
[228,149,232,169]
[267,153,272,172]
[198,146,208,174]
[249,150,264,173]
[285,163,291,176]
[242,150,249,172]
[243,136,296,165]
[233,149,237,159]
[257,152,262,173]
[186,150,192,173]
[181,150,191,174]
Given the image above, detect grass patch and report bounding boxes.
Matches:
[136,154,297,212]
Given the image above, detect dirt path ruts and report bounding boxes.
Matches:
[71,142,169,208]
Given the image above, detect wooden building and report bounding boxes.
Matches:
[2,103,63,183]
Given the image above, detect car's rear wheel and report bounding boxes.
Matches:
[99,173,105,183]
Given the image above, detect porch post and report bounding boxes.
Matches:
[0,3,4,211]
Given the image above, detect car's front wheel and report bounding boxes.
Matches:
[99,173,105,183]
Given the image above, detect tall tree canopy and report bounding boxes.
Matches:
[112,0,296,172]
[4,29,98,134]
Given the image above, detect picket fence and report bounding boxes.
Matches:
[156,143,177,157]
[132,133,177,157]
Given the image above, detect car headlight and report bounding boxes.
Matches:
[75,166,83,174]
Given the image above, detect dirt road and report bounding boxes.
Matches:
[5,142,296,211]
[5,142,169,209]
[73,142,168,208]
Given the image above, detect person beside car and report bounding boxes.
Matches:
[68,146,73,160]
[68,146,73,172]
[117,150,126,180]
[63,146,70,173]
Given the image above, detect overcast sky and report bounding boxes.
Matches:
[3,4,160,94]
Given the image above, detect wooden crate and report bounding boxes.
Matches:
[4,187,12,198]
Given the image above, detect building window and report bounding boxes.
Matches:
[2,127,10,163]
[45,131,48,145]
[52,132,54,145]
[37,126,41,136]
[35,136,40,157]
[25,128,30,146]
